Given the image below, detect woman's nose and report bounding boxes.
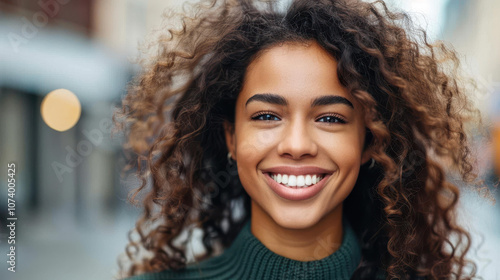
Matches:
[277,119,318,160]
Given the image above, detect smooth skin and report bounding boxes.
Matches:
[224,40,371,261]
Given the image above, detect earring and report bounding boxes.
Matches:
[368,158,375,169]
[227,152,236,165]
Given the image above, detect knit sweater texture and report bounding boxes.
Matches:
[126,219,363,280]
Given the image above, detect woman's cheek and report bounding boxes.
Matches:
[237,128,280,158]
[324,132,363,165]
[254,129,279,147]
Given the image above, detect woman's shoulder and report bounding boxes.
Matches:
[122,254,227,280]
[122,265,208,280]
[125,268,389,280]
[375,270,387,280]
[123,271,179,280]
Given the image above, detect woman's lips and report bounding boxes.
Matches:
[263,172,331,201]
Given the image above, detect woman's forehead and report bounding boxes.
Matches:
[238,41,359,109]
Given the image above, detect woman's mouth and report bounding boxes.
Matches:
[263,172,331,201]
[268,173,325,188]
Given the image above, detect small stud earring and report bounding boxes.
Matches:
[227,152,236,165]
[368,158,375,169]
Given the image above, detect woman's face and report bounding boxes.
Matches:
[224,41,371,229]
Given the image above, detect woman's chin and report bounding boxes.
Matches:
[271,213,321,230]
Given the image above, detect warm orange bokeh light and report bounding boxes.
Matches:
[41,89,81,132]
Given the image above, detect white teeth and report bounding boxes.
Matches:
[296,175,305,187]
[282,174,288,184]
[305,175,312,185]
[269,173,324,188]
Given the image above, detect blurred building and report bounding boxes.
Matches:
[440,0,500,179]
[0,1,185,279]
[0,0,498,279]
[440,1,500,277]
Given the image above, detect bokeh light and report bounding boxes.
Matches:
[40,88,81,131]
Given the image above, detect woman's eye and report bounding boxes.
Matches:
[317,115,347,124]
[251,113,346,123]
[252,113,281,121]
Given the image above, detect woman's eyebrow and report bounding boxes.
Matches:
[245,93,353,109]
[311,95,353,108]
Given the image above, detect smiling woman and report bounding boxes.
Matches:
[223,42,370,262]
[115,0,482,279]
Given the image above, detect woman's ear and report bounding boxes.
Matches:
[223,120,236,160]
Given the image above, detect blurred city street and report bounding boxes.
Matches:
[0,0,499,279]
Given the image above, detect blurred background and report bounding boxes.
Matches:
[0,0,499,279]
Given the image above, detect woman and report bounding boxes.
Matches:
[115,0,482,279]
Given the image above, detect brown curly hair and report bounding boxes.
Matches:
[114,0,484,279]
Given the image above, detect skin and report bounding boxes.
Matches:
[224,40,371,261]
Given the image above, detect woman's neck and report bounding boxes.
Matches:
[250,201,344,262]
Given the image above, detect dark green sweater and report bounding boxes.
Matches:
[126,219,362,279]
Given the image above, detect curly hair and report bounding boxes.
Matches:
[114,0,483,279]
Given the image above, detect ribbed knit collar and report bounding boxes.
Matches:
[129,218,362,280]
[222,218,362,279]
